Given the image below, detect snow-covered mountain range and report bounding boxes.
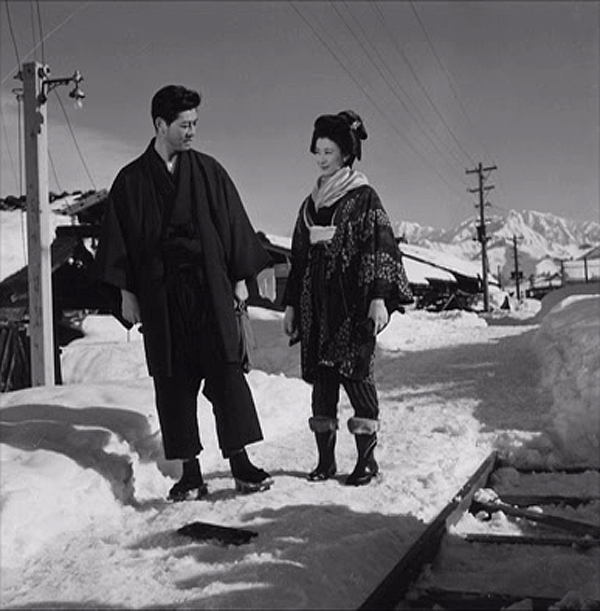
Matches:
[394,209,600,284]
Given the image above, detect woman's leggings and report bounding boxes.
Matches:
[311,366,379,421]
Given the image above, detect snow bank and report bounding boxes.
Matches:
[1,445,124,568]
[61,316,147,383]
[508,295,600,469]
[533,281,600,322]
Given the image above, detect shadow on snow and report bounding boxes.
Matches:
[0,403,162,504]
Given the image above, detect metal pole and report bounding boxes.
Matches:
[22,61,55,386]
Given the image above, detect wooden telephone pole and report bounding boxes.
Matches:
[466,163,497,312]
[18,61,84,386]
[511,235,523,300]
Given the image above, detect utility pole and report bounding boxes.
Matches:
[466,162,497,312]
[17,61,85,386]
[511,235,523,300]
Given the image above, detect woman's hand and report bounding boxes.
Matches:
[283,306,298,339]
[368,298,389,335]
[234,280,249,303]
[121,289,141,325]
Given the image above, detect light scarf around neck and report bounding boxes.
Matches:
[311,166,369,211]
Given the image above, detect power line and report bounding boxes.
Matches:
[372,1,476,168]
[288,1,468,202]
[1,1,90,85]
[2,0,22,196]
[408,1,496,166]
[331,2,456,170]
[48,150,63,194]
[3,1,22,67]
[54,90,97,190]
[408,1,511,209]
[2,0,28,264]
[25,1,95,191]
[0,105,18,188]
[0,100,26,267]
[335,1,471,181]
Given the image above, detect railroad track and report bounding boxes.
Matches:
[360,451,600,610]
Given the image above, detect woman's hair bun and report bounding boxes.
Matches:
[337,110,368,141]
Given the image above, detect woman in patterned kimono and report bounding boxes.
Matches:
[283,110,413,486]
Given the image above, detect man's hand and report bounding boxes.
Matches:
[121,289,141,325]
[234,280,249,303]
[283,306,297,338]
[368,298,389,335]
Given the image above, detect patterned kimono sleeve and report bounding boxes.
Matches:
[360,189,413,312]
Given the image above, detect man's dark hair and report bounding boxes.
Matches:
[151,85,201,127]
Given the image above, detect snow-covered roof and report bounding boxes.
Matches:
[402,257,456,286]
[262,234,292,251]
[578,244,600,260]
[49,194,81,214]
[399,243,484,280]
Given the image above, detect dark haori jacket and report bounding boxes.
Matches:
[95,141,271,377]
[283,184,413,384]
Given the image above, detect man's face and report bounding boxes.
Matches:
[158,108,198,156]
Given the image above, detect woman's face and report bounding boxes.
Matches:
[314,138,346,177]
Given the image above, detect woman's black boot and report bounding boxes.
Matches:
[168,457,208,501]
[345,417,380,487]
[307,416,338,481]
[229,448,273,494]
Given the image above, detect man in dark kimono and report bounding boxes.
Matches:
[96,85,273,500]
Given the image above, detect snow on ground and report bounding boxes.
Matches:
[1,289,599,608]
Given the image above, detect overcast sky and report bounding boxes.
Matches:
[1,1,598,235]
